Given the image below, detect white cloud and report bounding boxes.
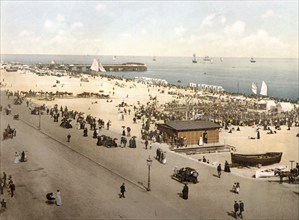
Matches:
[200,13,216,29]
[120,33,132,39]
[56,14,65,22]
[19,30,33,37]
[96,3,106,11]
[224,20,245,36]
[220,16,226,25]
[141,28,147,35]
[44,20,54,29]
[175,26,186,36]
[261,10,274,19]
[70,22,83,31]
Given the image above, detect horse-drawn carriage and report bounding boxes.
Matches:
[172,167,199,184]
[3,125,15,140]
[274,168,299,184]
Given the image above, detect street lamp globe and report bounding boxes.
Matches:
[147,156,152,166]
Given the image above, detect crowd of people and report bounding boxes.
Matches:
[0,172,16,210]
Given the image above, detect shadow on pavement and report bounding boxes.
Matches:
[45,200,56,205]
[177,192,183,198]
[226,211,237,219]
[212,174,220,178]
[293,191,299,196]
[137,181,147,191]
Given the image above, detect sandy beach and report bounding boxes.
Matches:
[1,69,299,219]
[1,70,298,178]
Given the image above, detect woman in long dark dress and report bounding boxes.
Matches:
[182,184,189,200]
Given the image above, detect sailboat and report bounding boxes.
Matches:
[220,57,223,62]
[251,81,268,96]
[113,56,116,61]
[192,54,197,63]
[260,81,268,96]
[90,58,99,71]
[251,82,258,95]
[90,58,106,72]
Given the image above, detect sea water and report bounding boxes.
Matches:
[1,54,298,101]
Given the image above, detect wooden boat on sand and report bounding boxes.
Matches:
[231,152,282,166]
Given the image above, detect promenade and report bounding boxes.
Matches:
[1,91,299,219]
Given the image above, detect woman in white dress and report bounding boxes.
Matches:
[14,152,20,164]
[56,190,62,206]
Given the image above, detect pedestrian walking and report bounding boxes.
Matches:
[217,164,222,178]
[224,160,231,172]
[2,172,7,187]
[145,140,149,149]
[83,128,88,137]
[14,152,20,164]
[56,190,62,206]
[0,180,4,194]
[126,127,131,137]
[67,134,71,142]
[239,200,244,218]
[1,199,6,209]
[9,182,15,197]
[120,183,126,198]
[234,201,239,219]
[182,183,189,200]
[235,182,240,194]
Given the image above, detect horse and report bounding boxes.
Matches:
[274,170,297,184]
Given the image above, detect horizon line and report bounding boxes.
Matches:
[1,53,298,59]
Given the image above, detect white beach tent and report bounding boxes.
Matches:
[266,100,277,111]
[277,102,294,113]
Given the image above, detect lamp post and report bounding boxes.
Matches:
[146,156,152,191]
[38,106,41,130]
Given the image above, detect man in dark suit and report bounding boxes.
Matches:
[234,201,239,219]
[239,200,244,218]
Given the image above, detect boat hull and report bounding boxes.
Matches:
[231,152,282,166]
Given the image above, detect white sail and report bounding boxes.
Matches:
[90,58,99,71]
[113,56,116,61]
[260,81,268,96]
[251,82,257,94]
[51,59,56,65]
[98,61,106,72]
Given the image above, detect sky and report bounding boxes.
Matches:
[1,1,298,58]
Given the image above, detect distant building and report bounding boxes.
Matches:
[157,120,222,145]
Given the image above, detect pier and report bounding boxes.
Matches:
[36,62,147,73]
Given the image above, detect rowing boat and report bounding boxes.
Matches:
[231,152,282,166]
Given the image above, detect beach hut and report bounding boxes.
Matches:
[157,120,222,145]
[258,100,267,110]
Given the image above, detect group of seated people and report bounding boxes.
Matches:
[46,192,55,203]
